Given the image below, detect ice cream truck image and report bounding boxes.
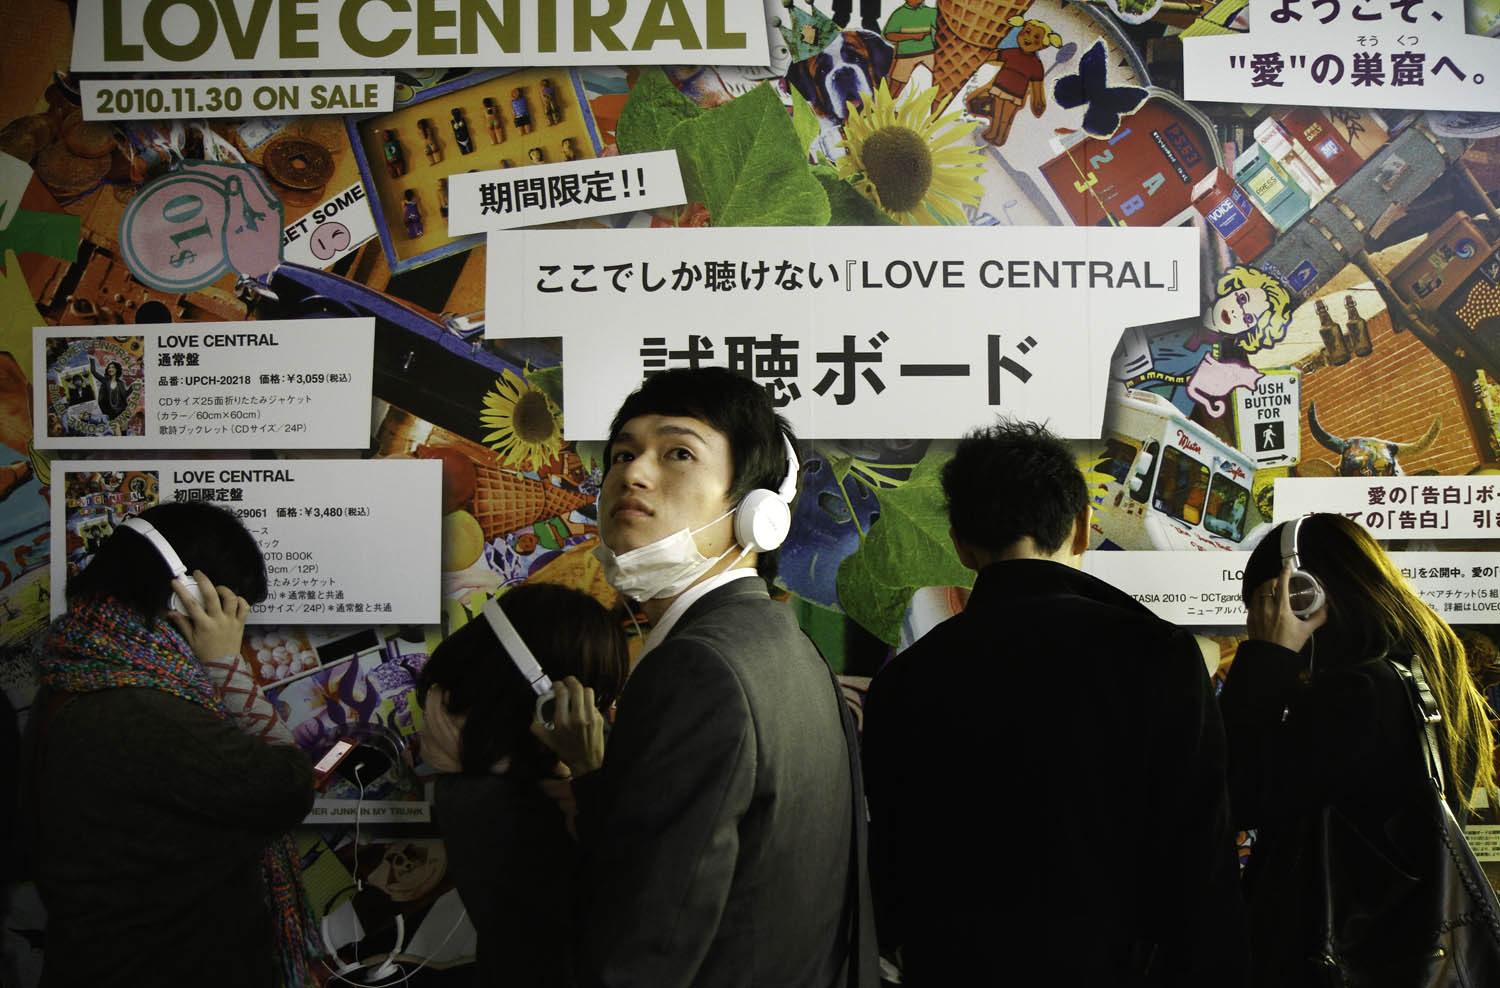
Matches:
[1083,387,1269,551]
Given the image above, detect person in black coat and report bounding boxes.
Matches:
[861,420,1248,986]
[416,582,628,988]
[1221,512,1497,986]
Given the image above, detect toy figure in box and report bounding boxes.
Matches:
[438,177,449,218]
[418,119,442,165]
[483,98,504,144]
[528,147,545,164]
[541,79,563,125]
[451,108,475,155]
[402,189,423,238]
[965,17,1063,148]
[511,89,533,135]
[382,130,405,178]
[561,138,577,161]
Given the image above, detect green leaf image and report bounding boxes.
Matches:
[788,86,820,158]
[524,364,563,409]
[667,82,830,226]
[836,446,973,645]
[616,67,702,155]
[813,164,898,227]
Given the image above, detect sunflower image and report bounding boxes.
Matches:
[479,368,564,469]
[836,81,985,225]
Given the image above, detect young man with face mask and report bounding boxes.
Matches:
[537,367,876,988]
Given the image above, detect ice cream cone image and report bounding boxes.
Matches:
[932,0,1038,108]
[470,459,594,540]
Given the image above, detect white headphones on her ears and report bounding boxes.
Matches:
[119,516,205,614]
[1279,515,1327,619]
[732,433,800,554]
[482,595,556,727]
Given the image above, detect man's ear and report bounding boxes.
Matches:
[1069,504,1092,556]
[950,528,981,571]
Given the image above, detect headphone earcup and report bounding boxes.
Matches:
[734,488,792,553]
[1286,568,1326,618]
[169,577,206,614]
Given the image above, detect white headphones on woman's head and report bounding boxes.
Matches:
[731,433,800,553]
[482,595,556,727]
[1280,515,1327,619]
[119,516,205,614]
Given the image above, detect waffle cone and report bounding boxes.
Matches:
[933,0,1037,105]
[471,460,594,539]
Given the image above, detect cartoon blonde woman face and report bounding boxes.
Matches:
[1211,265,1293,353]
[1212,287,1272,332]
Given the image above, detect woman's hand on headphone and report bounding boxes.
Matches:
[532,676,604,778]
[167,571,251,661]
[420,687,465,774]
[1247,564,1327,653]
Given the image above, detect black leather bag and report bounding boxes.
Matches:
[1312,660,1500,987]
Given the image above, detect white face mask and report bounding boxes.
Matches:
[593,507,748,600]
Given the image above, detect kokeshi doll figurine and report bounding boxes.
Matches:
[402,189,423,238]
[483,97,504,144]
[527,146,545,164]
[437,177,449,218]
[541,78,563,125]
[560,137,577,161]
[451,107,475,155]
[382,129,405,178]
[418,119,442,165]
[511,88,533,135]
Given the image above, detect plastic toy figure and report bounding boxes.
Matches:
[418,119,442,165]
[402,189,423,238]
[511,88,533,135]
[560,138,577,161]
[381,129,405,178]
[527,146,544,164]
[451,107,475,155]
[437,177,449,218]
[541,78,563,125]
[482,97,504,143]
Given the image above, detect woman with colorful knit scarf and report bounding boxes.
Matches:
[27,502,321,987]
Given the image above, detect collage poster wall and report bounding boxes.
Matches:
[2,0,1500,979]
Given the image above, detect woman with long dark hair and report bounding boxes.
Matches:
[1222,512,1496,986]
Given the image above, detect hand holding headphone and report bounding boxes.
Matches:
[120,516,250,660]
[1247,517,1329,652]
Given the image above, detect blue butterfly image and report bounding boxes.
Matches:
[1053,40,1148,138]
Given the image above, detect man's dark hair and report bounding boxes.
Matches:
[68,501,269,614]
[941,420,1087,556]
[604,367,797,580]
[416,582,629,778]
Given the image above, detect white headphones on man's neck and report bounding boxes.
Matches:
[731,433,800,554]
[118,516,205,614]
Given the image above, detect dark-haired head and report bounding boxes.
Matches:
[416,582,629,778]
[68,502,268,615]
[941,420,1087,557]
[604,368,796,580]
[106,362,122,380]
